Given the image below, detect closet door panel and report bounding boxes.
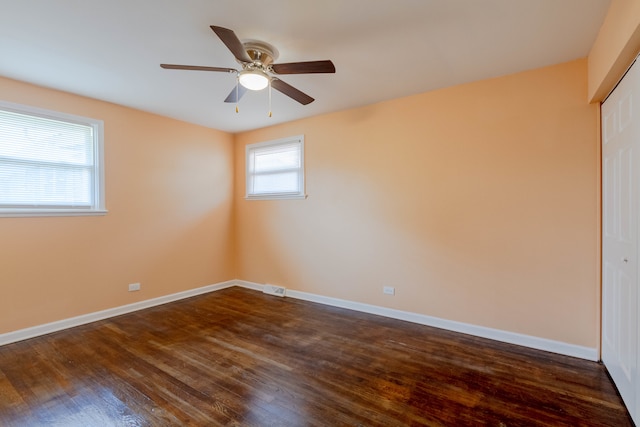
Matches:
[602,58,640,423]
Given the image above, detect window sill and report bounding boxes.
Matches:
[245,194,307,201]
[0,209,109,218]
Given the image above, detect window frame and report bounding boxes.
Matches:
[245,135,306,201]
[0,100,106,217]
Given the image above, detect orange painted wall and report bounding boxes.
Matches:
[0,77,235,334]
[588,0,640,101]
[234,59,599,348]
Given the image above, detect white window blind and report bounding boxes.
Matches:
[0,101,105,216]
[246,135,305,199]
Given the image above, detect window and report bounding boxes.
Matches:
[0,101,106,217]
[246,135,305,200]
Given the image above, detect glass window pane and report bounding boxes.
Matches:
[0,161,92,206]
[252,172,299,194]
[0,110,94,165]
[254,145,300,173]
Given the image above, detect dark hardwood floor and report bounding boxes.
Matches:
[0,287,632,426]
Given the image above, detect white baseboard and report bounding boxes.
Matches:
[1,279,599,362]
[0,280,237,346]
[235,280,598,361]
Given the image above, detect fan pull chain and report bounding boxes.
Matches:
[268,79,272,118]
[235,74,239,113]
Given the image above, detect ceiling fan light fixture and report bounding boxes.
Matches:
[239,69,269,91]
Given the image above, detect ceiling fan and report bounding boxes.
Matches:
[161,25,336,107]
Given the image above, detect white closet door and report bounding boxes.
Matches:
[602,58,640,424]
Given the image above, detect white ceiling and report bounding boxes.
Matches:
[0,0,611,133]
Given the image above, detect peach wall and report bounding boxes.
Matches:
[234,59,599,348]
[0,77,235,334]
[588,0,640,101]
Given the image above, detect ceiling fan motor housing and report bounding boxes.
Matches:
[242,40,279,68]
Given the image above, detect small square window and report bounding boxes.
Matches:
[0,101,106,217]
[246,135,305,200]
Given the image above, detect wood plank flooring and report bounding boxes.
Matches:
[0,287,633,426]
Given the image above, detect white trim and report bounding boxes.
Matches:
[0,280,237,346]
[1,280,598,361]
[236,280,263,292]
[245,194,307,201]
[0,209,108,218]
[235,280,598,361]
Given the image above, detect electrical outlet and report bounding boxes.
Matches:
[128,283,141,292]
[383,286,395,295]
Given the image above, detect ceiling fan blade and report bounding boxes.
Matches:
[160,64,236,73]
[224,84,248,103]
[210,25,252,63]
[271,60,336,75]
[271,79,314,105]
